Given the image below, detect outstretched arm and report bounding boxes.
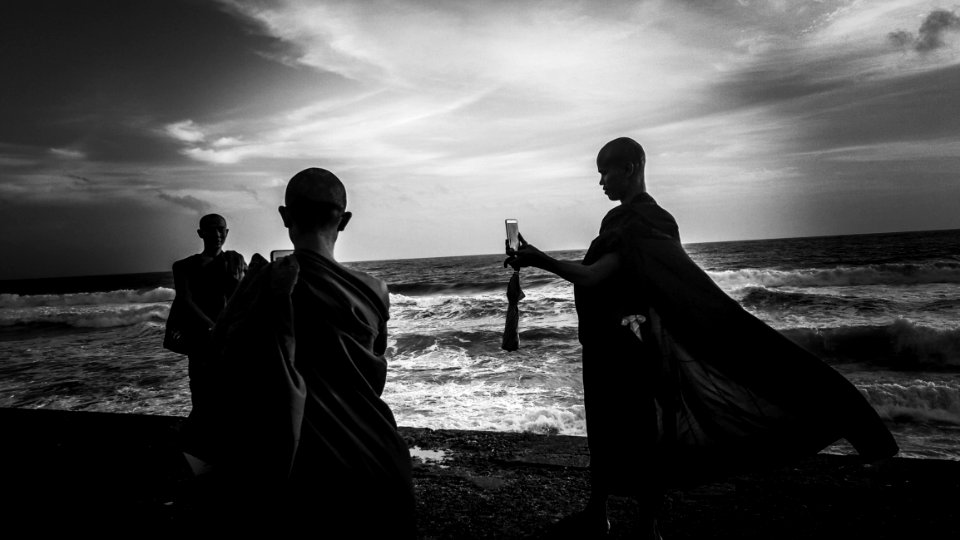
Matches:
[505,234,620,288]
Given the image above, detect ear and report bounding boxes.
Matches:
[624,162,636,177]
[278,206,291,228]
[337,211,353,232]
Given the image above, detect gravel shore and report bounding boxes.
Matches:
[3,408,956,538]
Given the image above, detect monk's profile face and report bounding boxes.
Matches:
[597,150,631,201]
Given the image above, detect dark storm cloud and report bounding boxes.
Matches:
[888,9,960,53]
[0,0,336,167]
[156,192,211,215]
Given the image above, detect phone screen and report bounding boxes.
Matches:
[505,219,519,251]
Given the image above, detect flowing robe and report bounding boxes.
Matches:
[575,193,898,492]
[197,249,415,535]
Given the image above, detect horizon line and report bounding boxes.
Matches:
[2,226,957,283]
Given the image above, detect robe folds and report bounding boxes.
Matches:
[194,249,415,534]
[577,193,898,490]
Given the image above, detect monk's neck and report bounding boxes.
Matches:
[619,187,646,205]
[291,234,338,262]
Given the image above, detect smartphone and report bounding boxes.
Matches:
[271,249,293,262]
[505,219,520,251]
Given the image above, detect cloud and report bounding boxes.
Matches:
[49,147,86,159]
[888,9,960,53]
[164,120,206,143]
[65,174,93,185]
[917,9,960,52]
[156,191,211,214]
[171,0,729,183]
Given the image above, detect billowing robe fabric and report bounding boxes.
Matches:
[197,250,415,535]
[576,193,898,492]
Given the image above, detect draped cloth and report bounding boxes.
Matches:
[576,193,898,492]
[191,250,415,535]
[501,270,524,351]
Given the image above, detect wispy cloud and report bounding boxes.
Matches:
[164,120,207,143]
[49,147,86,160]
[156,191,212,214]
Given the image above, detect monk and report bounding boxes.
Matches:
[167,213,246,463]
[189,168,416,536]
[505,137,898,538]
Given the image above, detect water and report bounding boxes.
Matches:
[1,229,959,460]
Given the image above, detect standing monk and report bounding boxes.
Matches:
[195,168,416,536]
[506,137,898,538]
[168,213,246,463]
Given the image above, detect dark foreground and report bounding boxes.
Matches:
[2,408,957,538]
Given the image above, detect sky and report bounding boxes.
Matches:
[2,0,959,279]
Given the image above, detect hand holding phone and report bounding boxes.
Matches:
[505,219,520,252]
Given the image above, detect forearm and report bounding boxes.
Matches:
[534,255,612,288]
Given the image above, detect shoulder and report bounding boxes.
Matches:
[172,254,199,272]
[353,269,390,298]
[345,267,390,305]
[223,250,246,264]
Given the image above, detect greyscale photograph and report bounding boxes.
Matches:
[1,1,959,538]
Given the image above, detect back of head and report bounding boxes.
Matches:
[598,137,646,177]
[284,168,347,231]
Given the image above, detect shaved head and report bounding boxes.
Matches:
[282,168,349,232]
[285,168,346,210]
[199,213,226,229]
[597,137,645,175]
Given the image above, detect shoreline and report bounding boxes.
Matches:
[2,408,958,538]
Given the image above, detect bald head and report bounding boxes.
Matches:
[281,168,350,232]
[597,137,645,177]
[199,213,226,229]
[285,168,346,210]
[596,137,647,203]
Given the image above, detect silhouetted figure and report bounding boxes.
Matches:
[187,168,416,536]
[167,213,246,463]
[506,137,898,539]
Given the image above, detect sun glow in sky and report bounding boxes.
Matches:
[2,0,959,279]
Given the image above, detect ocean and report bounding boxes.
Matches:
[1,229,959,460]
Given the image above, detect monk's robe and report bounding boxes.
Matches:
[170,250,246,461]
[199,250,415,535]
[575,193,898,493]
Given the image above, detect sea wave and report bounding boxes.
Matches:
[786,320,960,369]
[709,261,960,288]
[0,287,174,308]
[388,276,557,296]
[0,304,169,330]
[861,380,960,425]
[739,286,894,312]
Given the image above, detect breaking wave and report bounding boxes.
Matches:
[0,288,174,308]
[785,320,960,369]
[709,261,960,288]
